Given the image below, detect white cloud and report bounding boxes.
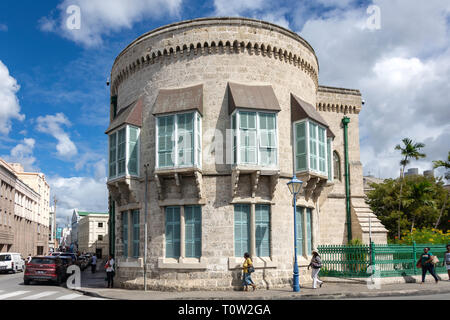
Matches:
[39,0,182,47]
[0,24,7,32]
[48,175,108,226]
[0,60,25,135]
[36,113,78,158]
[1,138,37,171]
[214,0,265,16]
[298,0,450,179]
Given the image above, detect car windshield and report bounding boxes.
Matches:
[0,255,11,261]
[30,258,55,264]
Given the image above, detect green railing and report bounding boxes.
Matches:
[318,243,448,278]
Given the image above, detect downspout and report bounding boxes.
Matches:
[342,116,352,243]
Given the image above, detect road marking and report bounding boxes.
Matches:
[0,291,30,300]
[56,293,83,300]
[20,291,58,300]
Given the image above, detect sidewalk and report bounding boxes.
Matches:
[73,269,450,300]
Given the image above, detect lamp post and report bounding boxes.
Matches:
[287,175,304,292]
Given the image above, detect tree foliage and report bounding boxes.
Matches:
[366,175,449,240]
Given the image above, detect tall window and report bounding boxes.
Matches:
[156,112,202,169]
[327,139,333,181]
[122,212,128,258]
[255,204,270,257]
[185,206,202,258]
[165,207,181,258]
[234,204,250,257]
[333,151,341,181]
[109,125,140,179]
[296,207,313,256]
[294,120,328,176]
[232,111,278,167]
[132,210,140,258]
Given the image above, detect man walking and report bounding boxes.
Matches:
[91,254,97,274]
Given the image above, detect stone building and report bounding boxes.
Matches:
[0,158,50,256]
[106,17,388,290]
[76,211,109,258]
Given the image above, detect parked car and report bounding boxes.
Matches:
[59,253,77,264]
[24,256,66,285]
[0,253,25,273]
[49,252,61,256]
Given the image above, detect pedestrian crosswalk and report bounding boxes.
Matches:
[0,289,104,300]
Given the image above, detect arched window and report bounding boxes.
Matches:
[333,151,341,181]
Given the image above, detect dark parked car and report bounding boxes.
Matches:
[24,256,66,285]
[59,253,78,265]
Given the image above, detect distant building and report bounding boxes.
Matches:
[403,168,435,178]
[71,209,82,251]
[76,212,109,258]
[0,158,50,256]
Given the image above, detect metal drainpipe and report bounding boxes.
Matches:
[342,116,352,243]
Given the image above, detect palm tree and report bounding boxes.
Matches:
[405,180,434,233]
[433,151,450,228]
[394,138,426,238]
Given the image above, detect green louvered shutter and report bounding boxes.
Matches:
[165,207,180,258]
[239,112,257,164]
[185,206,202,258]
[117,128,126,175]
[109,133,117,178]
[318,127,326,175]
[128,126,139,175]
[177,113,194,166]
[309,122,318,171]
[295,122,307,171]
[295,207,304,256]
[158,116,174,168]
[122,211,128,258]
[234,204,250,257]
[327,138,332,181]
[306,208,312,255]
[259,113,277,166]
[255,204,271,257]
[132,210,140,257]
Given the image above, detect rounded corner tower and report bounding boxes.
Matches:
[106,17,387,291]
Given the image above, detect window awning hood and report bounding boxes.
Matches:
[152,84,203,116]
[228,82,281,115]
[105,97,143,134]
[291,93,335,139]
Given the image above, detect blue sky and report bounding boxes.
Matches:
[1,0,449,225]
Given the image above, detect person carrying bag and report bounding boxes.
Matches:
[105,254,115,288]
[308,249,323,289]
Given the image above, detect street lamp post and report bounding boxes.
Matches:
[287,175,304,292]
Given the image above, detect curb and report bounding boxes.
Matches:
[71,285,450,300]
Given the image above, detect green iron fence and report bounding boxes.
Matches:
[318,243,448,278]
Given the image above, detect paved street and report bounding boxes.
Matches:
[0,271,104,300]
[346,292,450,300]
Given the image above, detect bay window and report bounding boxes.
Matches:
[108,125,140,179]
[232,111,278,167]
[156,112,202,169]
[294,120,329,177]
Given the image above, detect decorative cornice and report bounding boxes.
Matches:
[316,102,361,115]
[111,40,319,95]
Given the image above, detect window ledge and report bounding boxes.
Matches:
[117,257,143,268]
[157,257,208,270]
[227,256,278,270]
[107,175,140,184]
[154,167,202,176]
[232,164,279,175]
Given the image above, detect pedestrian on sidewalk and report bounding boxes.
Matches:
[444,244,450,281]
[91,254,97,274]
[417,247,439,284]
[242,252,256,292]
[27,254,32,263]
[308,249,323,289]
[105,254,115,288]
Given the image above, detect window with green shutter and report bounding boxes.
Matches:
[318,127,326,175]
[122,211,128,258]
[165,207,180,258]
[255,204,270,257]
[117,128,126,175]
[239,112,257,164]
[295,207,304,256]
[128,126,139,175]
[327,138,332,181]
[309,122,318,171]
[132,210,140,258]
[306,208,312,255]
[234,204,250,257]
[185,206,201,258]
[109,133,117,178]
[158,116,175,168]
[177,113,194,166]
[259,113,277,166]
[196,112,202,167]
[295,122,307,171]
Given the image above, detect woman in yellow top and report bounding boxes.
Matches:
[243,252,256,291]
